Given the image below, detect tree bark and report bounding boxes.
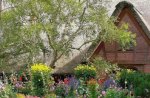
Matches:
[49,52,57,68]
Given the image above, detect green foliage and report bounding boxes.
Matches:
[1,0,135,68]
[77,85,87,96]
[31,63,52,97]
[117,24,136,50]
[67,87,76,98]
[92,58,119,79]
[76,79,88,96]
[104,88,132,98]
[44,93,56,98]
[87,79,98,98]
[55,84,66,97]
[18,81,32,95]
[117,69,150,97]
[0,84,17,98]
[74,64,96,80]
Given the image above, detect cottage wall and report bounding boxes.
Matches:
[108,8,149,72]
[96,7,150,72]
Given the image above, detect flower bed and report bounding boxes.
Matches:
[3,63,150,98]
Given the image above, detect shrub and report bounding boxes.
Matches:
[87,79,98,98]
[55,83,66,97]
[117,69,150,97]
[45,93,56,98]
[77,83,87,95]
[18,81,32,95]
[0,84,17,98]
[67,87,76,98]
[31,63,52,97]
[91,58,119,79]
[74,64,96,80]
[104,88,132,98]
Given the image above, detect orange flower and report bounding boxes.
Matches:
[88,79,97,85]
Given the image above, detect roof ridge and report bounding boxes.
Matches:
[112,1,150,40]
[116,1,134,9]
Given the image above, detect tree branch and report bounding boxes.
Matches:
[62,5,87,48]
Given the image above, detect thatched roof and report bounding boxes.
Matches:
[53,37,103,74]
[52,47,90,74]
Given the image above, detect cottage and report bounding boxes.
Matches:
[53,0,150,74]
[90,1,150,73]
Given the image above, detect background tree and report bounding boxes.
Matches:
[0,0,135,68]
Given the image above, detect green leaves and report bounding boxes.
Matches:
[92,58,119,79]
[1,0,136,67]
[117,70,150,97]
[117,24,136,50]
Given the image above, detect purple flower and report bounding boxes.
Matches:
[15,82,23,88]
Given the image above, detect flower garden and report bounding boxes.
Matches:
[0,60,150,98]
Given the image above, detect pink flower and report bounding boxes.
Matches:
[25,96,40,98]
[102,91,106,96]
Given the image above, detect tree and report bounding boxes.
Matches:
[0,0,135,68]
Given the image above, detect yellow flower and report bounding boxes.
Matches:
[74,65,96,71]
[17,93,25,98]
[31,63,52,73]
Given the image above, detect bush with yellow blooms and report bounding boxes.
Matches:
[31,63,52,97]
[74,64,96,80]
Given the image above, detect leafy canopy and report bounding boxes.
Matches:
[0,0,135,67]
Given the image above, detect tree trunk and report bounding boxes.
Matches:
[50,59,56,68]
[49,52,57,68]
[42,49,46,63]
